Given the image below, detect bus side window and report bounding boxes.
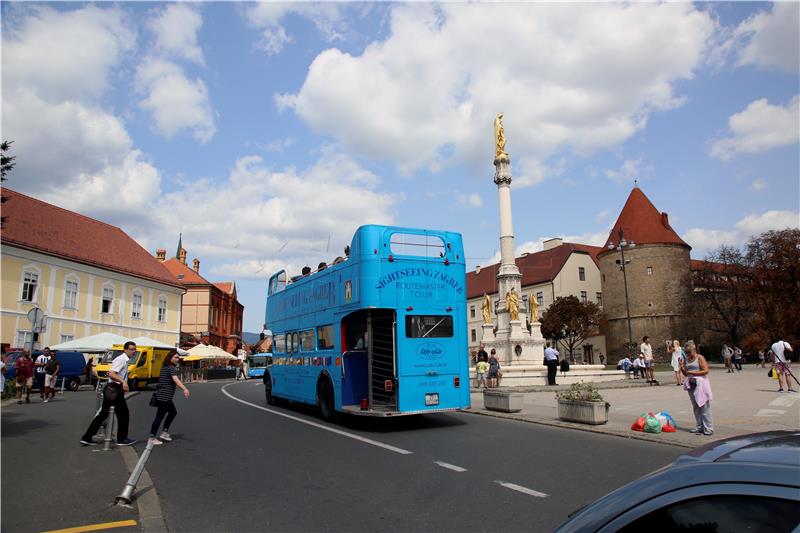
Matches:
[292,332,299,354]
[317,325,334,350]
[274,334,286,353]
[300,330,315,352]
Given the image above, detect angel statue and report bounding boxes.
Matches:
[482,293,492,324]
[505,288,519,321]
[494,113,508,159]
[529,293,539,322]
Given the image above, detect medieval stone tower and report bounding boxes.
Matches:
[598,187,693,359]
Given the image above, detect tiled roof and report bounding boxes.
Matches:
[163,258,210,285]
[213,282,233,294]
[466,243,602,299]
[1,188,183,288]
[601,187,689,251]
[690,259,730,273]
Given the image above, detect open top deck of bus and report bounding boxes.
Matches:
[264,224,470,419]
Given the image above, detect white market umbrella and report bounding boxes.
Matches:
[183,343,238,361]
[49,332,128,352]
[131,336,175,349]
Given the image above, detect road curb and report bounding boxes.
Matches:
[461,408,696,449]
[119,445,168,533]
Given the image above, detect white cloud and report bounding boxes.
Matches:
[684,210,800,255]
[1,5,148,204]
[710,96,800,160]
[596,209,612,224]
[146,3,205,65]
[264,137,296,153]
[735,210,800,235]
[458,193,483,208]
[136,57,216,143]
[751,178,767,191]
[603,157,653,185]
[682,228,740,255]
[729,3,799,73]
[257,26,293,56]
[145,150,399,278]
[2,5,135,102]
[245,3,346,45]
[278,3,714,175]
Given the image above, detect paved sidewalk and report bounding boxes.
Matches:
[466,364,800,448]
[1,388,142,532]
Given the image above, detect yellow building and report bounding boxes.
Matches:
[1,189,185,351]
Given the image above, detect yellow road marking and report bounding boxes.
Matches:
[42,519,137,533]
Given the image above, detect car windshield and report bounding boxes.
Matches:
[100,350,140,364]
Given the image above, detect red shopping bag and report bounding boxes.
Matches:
[662,422,677,433]
[631,415,646,432]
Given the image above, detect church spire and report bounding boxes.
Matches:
[176,232,182,258]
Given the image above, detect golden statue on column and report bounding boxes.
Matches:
[494,113,508,160]
[529,292,539,321]
[482,293,492,324]
[505,288,519,321]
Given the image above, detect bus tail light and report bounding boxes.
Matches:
[454,376,460,388]
[388,254,394,262]
[360,398,369,410]
[384,380,393,392]
[444,258,450,265]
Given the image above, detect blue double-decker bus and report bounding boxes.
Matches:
[264,224,470,420]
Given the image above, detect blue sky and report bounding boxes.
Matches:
[3,2,798,333]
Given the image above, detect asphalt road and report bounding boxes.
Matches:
[126,380,685,532]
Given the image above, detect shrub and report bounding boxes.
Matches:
[556,381,606,403]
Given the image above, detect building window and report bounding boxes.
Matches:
[580,291,587,303]
[647,266,653,275]
[16,330,33,350]
[596,292,603,307]
[21,271,39,302]
[536,291,544,306]
[470,305,475,319]
[64,279,78,309]
[471,329,477,343]
[101,287,114,314]
[157,297,167,322]
[60,334,74,343]
[131,291,143,319]
[579,267,586,281]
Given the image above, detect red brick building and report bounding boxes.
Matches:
[157,246,243,354]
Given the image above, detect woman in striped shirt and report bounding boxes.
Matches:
[148,350,190,446]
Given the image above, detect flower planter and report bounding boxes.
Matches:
[484,390,523,413]
[557,399,609,425]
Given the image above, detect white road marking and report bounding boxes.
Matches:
[769,396,797,408]
[435,461,467,472]
[221,383,413,455]
[756,408,785,417]
[495,480,548,498]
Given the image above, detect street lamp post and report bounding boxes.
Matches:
[607,229,635,354]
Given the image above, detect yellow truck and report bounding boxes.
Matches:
[95,344,172,390]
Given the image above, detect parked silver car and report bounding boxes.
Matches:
[556,431,800,532]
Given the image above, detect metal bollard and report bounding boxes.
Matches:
[103,406,116,451]
[95,381,105,436]
[116,438,155,505]
[59,376,66,395]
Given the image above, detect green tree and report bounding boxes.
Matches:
[1,140,14,227]
[541,295,604,362]
[692,245,753,346]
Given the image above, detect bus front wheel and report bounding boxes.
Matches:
[264,372,275,405]
[318,378,336,422]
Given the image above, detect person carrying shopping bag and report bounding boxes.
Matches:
[148,350,190,446]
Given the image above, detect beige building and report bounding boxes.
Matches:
[1,189,185,351]
[466,239,606,362]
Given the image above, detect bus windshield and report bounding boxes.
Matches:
[248,354,271,368]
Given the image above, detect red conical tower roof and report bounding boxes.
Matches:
[602,187,690,249]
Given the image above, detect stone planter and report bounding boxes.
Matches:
[484,390,523,413]
[557,399,609,425]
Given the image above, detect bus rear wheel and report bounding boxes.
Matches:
[318,378,336,422]
[264,372,275,405]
